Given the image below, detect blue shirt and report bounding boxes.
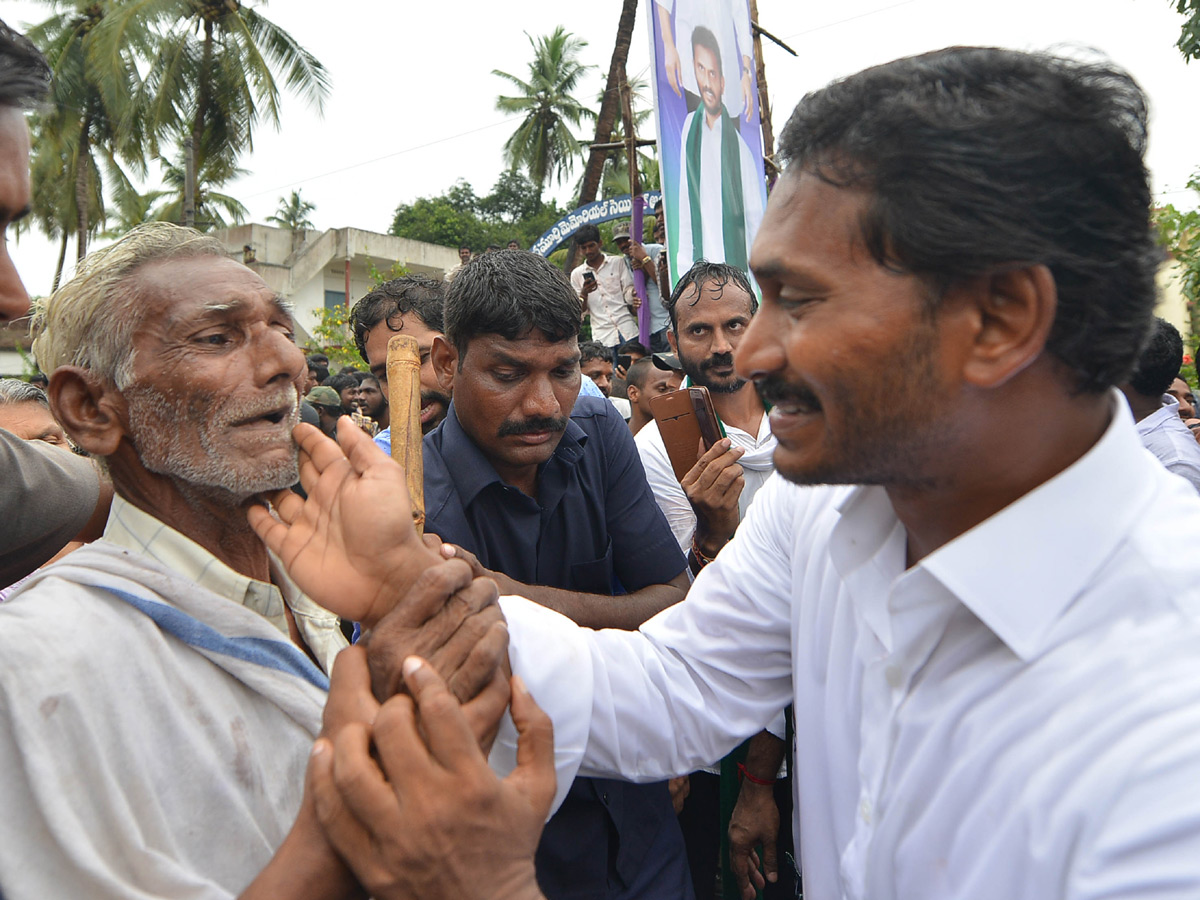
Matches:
[423,395,692,900]
[423,396,686,593]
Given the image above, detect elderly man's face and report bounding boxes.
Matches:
[120,255,305,500]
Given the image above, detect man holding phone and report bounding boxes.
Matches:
[633,260,789,899]
[570,224,638,357]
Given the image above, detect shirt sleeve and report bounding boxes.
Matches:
[0,430,101,587]
[599,404,688,590]
[504,475,799,781]
[635,422,697,552]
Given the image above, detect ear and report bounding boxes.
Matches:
[430,335,458,393]
[954,264,1057,389]
[48,366,128,457]
[627,383,641,404]
[667,329,678,356]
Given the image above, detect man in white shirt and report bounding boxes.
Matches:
[278,48,1200,900]
[674,26,765,278]
[570,224,638,353]
[1120,317,1200,493]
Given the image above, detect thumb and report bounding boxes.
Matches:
[504,675,557,819]
[762,833,779,883]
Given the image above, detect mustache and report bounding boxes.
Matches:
[420,389,451,408]
[700,351,735,372]
[755,376,821,411]
[497,415,568,437]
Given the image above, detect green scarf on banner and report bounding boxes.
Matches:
[685,104,748,272]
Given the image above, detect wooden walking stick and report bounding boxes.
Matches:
[386,334,425,535]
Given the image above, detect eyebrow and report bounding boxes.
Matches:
[490,349,581,368]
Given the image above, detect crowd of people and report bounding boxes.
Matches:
[3,14,1200,900]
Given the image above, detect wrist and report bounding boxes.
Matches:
[737,762,777,787]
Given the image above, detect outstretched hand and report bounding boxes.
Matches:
[247,418,441,629]
[310,656,554,900]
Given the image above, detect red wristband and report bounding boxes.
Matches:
[737,762,776,786]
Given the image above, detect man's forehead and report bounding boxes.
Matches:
[472,332,579,364]
[132,255,286,319]
[677,280,753,323]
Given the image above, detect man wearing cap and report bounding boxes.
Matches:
[304,385,344,439]
[614,221,671,353]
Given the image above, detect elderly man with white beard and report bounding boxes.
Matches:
[0,222,509,900]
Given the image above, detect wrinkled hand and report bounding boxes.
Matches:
[248,418,441,628]
[310,657,554,900]
[728,780,780,900]
[681,437,745,555]
[668,775,690,815]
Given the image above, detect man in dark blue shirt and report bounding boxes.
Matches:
[424,249,693,899]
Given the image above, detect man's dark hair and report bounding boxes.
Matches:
[486,244,502,253]
[574,224,600,246]
[578,341,611,365]
[691,25,722,75]
[349,275,445,363]
[0,19,50,109]
[460,244,471,252]
[324,373,359,396]
[1128,318,1183,398]
[444,249,581,359]
[306,354,329,383]
[617,339,649,357]
[666,260,757,332]
[777,47,1159,393]
[626,357,656,391]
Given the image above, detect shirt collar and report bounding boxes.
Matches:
[1135,394,1180,436]
[105,494,294,637]
[438,402,588,509]
[917,391,1157,661]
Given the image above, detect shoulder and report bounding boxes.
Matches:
[635,419,669,464]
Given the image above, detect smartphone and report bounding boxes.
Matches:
[583,271,596,284]
[649,386,722,482]
[616,354,633,372]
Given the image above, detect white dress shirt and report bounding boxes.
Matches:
[1134,393,1200,494]
[635,410,776,551]
[674,109,766,279]
[504,393,1200,899]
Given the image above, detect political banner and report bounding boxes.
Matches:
[648,0,768,289]
[531,191,662,258]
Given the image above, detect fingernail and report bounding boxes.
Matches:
[441,543,455,557]
[512,674,528,696]
[311,738,329,758]
[402,656,423,679]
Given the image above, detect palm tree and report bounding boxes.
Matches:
[576,0,639,212]
[267,189,316,252]
[494,27,595,194]
[25,0,149,264]
[149,152,248,230]
[100,0,330,225]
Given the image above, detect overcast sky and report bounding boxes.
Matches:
[9,0,1200,297]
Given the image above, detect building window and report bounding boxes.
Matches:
[324,290,346,310]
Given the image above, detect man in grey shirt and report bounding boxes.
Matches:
[0,20,104,585]
[1120,317,1200,493]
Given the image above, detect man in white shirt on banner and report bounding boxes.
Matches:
[285,48,1200,900]
[570,224,638,355]
[674,25,765,279]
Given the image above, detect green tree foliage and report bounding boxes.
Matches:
[24,0,149,270]
[494,27,595,193]
[1156,171,1200,341]
[390,172,564,252]
[267,189,316,232]
[1173,0,1200,60]
[148,151,248,229]
[96,0,329,225]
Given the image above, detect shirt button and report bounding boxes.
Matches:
[860,798,872,824]
[884,665,904,689]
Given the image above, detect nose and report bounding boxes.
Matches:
[736,305,786,383]
[255,324,305,389]
[522,374,561,419]
[711,327,734,357]
[0,244,31,323]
